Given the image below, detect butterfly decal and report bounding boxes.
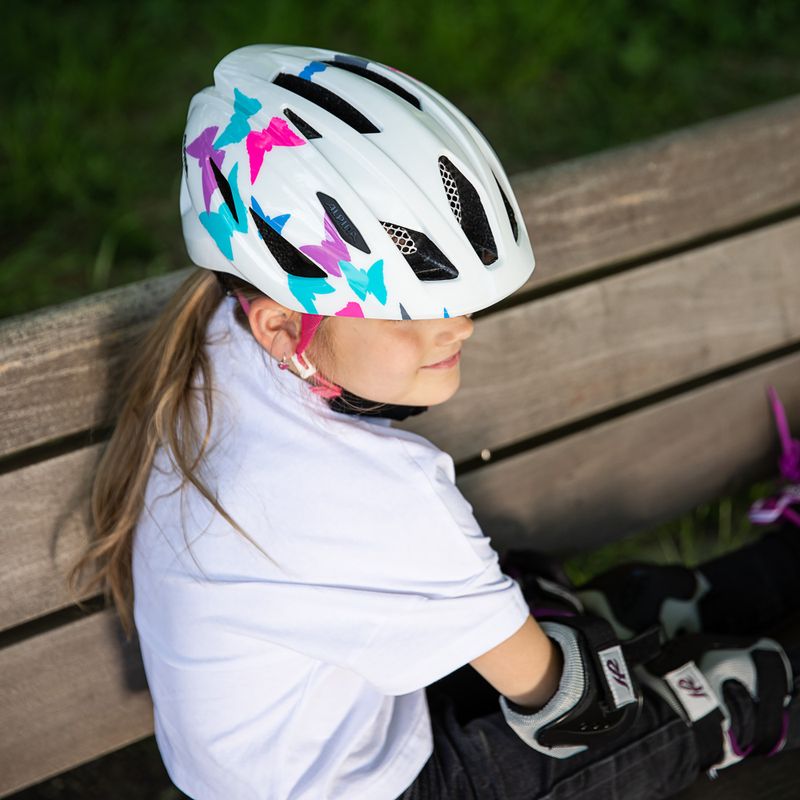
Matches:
[198,162,247,259]
[339,259,387,304]
[298,61,327,81]
[287,273,335,314]
[250,196,290,236]
[336,302,364,318]
[299,213,350,277]
[214,88,262,148]
[185,125,225,212]
[246,117,306,183]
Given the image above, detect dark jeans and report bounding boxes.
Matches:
[397,640,800,800]
[398,527,800,799]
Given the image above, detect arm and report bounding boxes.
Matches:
[470,615,563,710]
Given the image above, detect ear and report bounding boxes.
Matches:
[246,297,302,360]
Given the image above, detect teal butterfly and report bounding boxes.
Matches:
[214,89,262,148]
[338,259,387,304]
[288,274,335,314]
[198,162,247,259]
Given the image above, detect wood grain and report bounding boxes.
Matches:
[512,93,800,289]
[0,610,152,798]
[457,351,800,555]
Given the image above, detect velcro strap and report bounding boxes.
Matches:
[750,649,790,754]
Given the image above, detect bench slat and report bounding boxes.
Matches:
[5,350,798,633]
[2,216,799,464]
[515,94,800,290]
[0,610,152,799]
[0,446,99,630]
[458,350,800,554]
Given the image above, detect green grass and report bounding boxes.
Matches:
[3,0,800,318]
[564,479,779,585]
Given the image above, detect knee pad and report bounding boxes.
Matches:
[635,633,794,777]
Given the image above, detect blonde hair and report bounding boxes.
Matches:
[67,268,350,637]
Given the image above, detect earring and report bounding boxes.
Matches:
[278,354,289,371]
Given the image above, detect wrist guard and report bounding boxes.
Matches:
[499,613,651,758]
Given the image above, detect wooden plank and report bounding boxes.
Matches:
[457,351,800,555]
[0,270,187,460]
[5,350,800,633]
[0,446,101,631]
[2,214,799,464]
[512,93,800,290]
[405,216,800,461]
[0,610,152,798]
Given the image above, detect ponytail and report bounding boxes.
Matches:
[68,270,270,637]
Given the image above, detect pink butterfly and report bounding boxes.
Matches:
[299,213,350,277]
[336,302,364,318]
[246,117,305,182]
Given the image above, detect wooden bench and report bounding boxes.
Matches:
[2,93,800,798]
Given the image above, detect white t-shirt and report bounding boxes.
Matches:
[132,295,529,800]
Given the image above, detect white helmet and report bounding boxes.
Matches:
[180,44,535,322]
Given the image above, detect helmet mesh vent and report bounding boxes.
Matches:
[438,156,497,266]
[438,160,462,225]
[380,221,459,281]
[381,222,417,255]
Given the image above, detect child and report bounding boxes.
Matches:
[70,44,800,799]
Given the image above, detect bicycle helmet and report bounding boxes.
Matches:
[180,44,534,394]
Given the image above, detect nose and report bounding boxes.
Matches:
[435,314,474,346]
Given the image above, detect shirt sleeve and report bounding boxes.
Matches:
[170,424,531,696]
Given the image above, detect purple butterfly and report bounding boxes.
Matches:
[246,117,305,182]
[299,213,350,277]
[185,126,225,212]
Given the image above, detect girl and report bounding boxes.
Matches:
[70,44,800,799]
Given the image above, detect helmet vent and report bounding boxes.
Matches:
[380,222,459,281]
[438,156,497,266]
[282,108,322,140]
[438,160,462,225]
[210,158,239,224]
[249,207,328,278]
[494,174,519,241]
[322,59,421,110]
[273,73,380,134]
[381,222,417,255]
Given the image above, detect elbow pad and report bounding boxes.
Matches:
[499,614,653,758]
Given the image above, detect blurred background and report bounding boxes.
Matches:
[4,0,800,320]
[4,1,800,797]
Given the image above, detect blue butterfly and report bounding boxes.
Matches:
[250,196,290,235]
[199,162,247,259]
[214,88,262,148]
[288,274,335,314]
[298,61,327,81]
[339,259,387,304]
